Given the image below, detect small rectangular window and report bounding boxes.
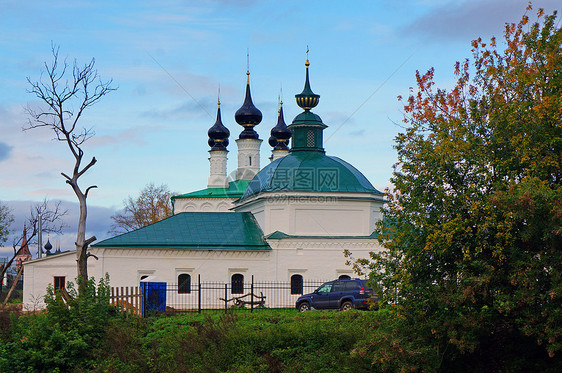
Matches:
[54,276,65,290]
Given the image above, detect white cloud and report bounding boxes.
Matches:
[401,0,560,42]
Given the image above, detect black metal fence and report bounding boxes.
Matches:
[141,276,327,315]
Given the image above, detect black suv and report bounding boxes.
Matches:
[295,279,376,312]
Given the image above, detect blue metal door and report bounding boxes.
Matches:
[141,281,166,315]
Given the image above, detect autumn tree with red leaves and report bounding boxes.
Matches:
[360,6,561,370]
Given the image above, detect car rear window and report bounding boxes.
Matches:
[344,281,358,290]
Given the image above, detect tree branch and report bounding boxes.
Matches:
[84,236,97,247]
[86,252,99,261]
[85,185,98,199]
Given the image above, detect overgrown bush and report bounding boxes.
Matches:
[0,276,114,372]
[89,309,379,373]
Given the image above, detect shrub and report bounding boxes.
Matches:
[0,275,114,372]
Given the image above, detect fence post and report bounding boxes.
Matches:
[224,283,228,313]
[198,274,201,314]
[125,286,129,311]
[251,275,254,313]
[141,282,146,317]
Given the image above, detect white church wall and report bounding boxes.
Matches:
[235,191,383,236]
[97,248,272,286]
[267,237,381,281]
[293,208,365,236]
[173,197,237,213]
[22,236,383,310]
[370,200,384,230]
[22,251,83,310]
[235,138,262,180]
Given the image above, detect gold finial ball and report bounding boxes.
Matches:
[296,95,319,110]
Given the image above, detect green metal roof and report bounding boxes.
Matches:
[172,180,250,199]
[289,111,327,128]
[93,212,270,250]
[240,151,383,200]
[265,231,379,240]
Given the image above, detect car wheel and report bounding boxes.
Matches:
[340,301,353,311]
[298,302,311,312]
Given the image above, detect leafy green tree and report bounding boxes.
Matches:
[366,6,561,369]
[0,276,112,372]
[0,202,14,246]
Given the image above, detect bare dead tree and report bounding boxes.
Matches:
[25,44,116,293]
[0,199,67,302]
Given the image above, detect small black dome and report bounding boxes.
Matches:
[270,102,292,150]
[235,72,262,139]
[44,239,52,252]
[268,135,278,148]
[208,102,230,151]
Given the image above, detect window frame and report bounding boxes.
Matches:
[178,273,191,294]
[54,276,66,291]
[290,274,304,295]
[231,273,244,294]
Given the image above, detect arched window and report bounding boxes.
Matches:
[338,274,351,280]
[140,275,149,281]
[231,274,244,294]
[178,274,191,294]
[291,274,303,295]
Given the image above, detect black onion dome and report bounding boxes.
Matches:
[268,135,278,148]
[235,72,262,139]
[44,239,52,252]
[208,102,230,151]
[270,102,292,150]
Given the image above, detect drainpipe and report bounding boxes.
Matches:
[37,213,42,259]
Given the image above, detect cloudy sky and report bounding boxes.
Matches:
[0,0,558,257]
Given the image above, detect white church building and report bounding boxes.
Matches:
[22,57,385,309]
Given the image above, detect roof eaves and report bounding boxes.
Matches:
[265,231,378,240]
[95,244,271,250]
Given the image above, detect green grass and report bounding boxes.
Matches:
[3,304,559,372]
[92,309,380,372]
